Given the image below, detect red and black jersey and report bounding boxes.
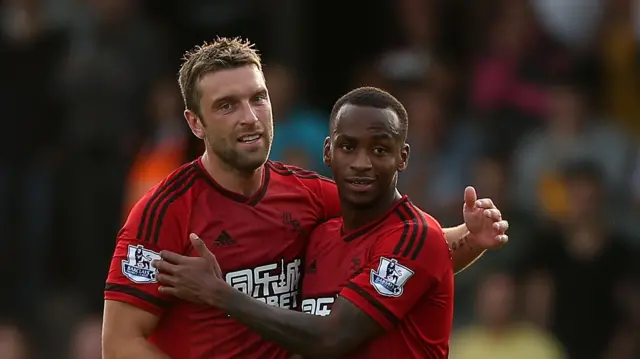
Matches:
[105,158,339,359]
[301,196,454,359]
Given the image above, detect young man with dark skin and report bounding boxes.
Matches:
[152,87,509,358]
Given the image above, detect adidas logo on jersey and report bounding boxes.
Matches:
[307,259,317,274]
[214,230,236,247]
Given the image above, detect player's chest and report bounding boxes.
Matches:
[185,194,318,308]
[188,193,317,256]
[303,240,372,296]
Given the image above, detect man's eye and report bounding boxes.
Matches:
[340,145,354,152]
[253,94,267,102]
[373,148,387,155]
[219,103,232,111]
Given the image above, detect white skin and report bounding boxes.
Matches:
[184,64,274,196]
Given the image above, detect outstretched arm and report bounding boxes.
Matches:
[447,231,485,273]
[442,224,484,273]
[216,287,382,358]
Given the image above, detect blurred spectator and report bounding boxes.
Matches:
[121,78,191,217]
[375,0,439,84]
[265,63,327,173]
[599,0,640,137]
[512,75,631,216]
[470,0,551,117]
[57,0,169,310]
[469,0,568,156]
[69,316,102,359]
[396,84,480,222]
[0,324,29,359]
[521,160,637,359]
[604,263,640,359]
[531,0,602,50]
[0,0,67,326]
[451,271,566,359]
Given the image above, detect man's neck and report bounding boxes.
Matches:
[201,151,264,197]
[341,189,403,232]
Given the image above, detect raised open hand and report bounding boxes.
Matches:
[462,186,509,250]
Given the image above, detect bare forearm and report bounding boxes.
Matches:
[216,287,332,358]
[450,234,486,273]
[443,224,469,244]
[443,224,485,273]
[102,338,170,359]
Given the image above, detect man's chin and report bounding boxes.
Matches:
[234,153,269,173]
[340,193,379,210]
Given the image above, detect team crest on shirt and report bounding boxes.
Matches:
[122,245,161,284]
[370,257,414,297]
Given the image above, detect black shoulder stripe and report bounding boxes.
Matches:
[345,282,399,326]
[141,167,197,242]
[393,203,426,259]
[105,283,170,309]
[266,162,335,183]
[149,172,199,244]
[406,203,428,260]
[392,206,411,255]
[137,164,197,240]
[140,165,197,242]
[401,203,420,259]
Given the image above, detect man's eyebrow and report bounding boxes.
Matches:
[370,133,395,140]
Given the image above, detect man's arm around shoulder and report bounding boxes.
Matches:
[102,300,170,359]
[217,286,383,359]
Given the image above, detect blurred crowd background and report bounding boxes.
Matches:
[1,0,639,358]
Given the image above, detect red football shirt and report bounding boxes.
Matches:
[105,158,339,359]
[301,196,454,359]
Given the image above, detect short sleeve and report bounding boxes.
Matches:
[104,189,187,316]
[339,223,452,330]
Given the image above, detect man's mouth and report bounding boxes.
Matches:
[345,177,375,191]
[237,134,262,143]
[347,178,375,186]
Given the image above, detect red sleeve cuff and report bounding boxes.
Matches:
[340,282,399,331]
[104,282,169,316]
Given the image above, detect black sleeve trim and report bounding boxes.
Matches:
[344,282,399,326]
[105,282,170,308]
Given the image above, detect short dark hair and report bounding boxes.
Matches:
[178,37,262,116]
[329,87,409,141]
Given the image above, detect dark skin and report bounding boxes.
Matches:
[152,104,410,358]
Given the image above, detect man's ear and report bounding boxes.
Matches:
[398,143,410,172]
[185,110,205,139]
[323,136,331,168]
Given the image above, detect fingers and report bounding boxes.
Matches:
[464,186,477,208]
[212,256,223,278]
[151,258,179,274]
[495,234,508,245]
[482,208,502,220]
[492,220,509,233]
[156,273,179,287]
[159,250,190,265]
[190,233,215,260]
[158,285,180,297]
[475,198,495,209]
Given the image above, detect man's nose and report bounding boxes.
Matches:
[350,149,373,172]
[238,101,259,126]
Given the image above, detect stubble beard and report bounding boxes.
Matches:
[209,136,272,174]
